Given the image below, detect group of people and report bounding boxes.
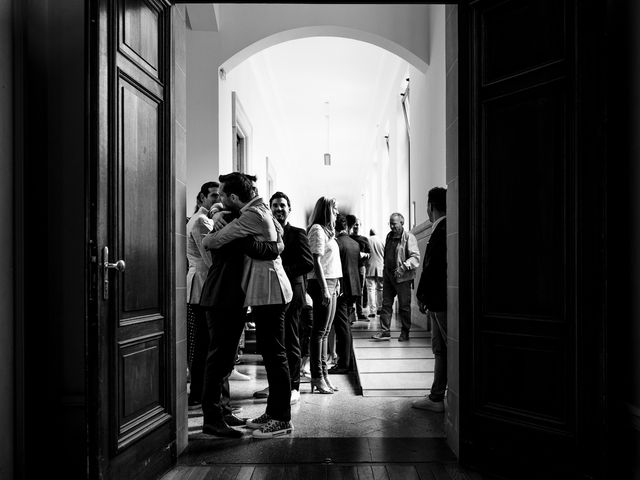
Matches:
[185,171,449,440]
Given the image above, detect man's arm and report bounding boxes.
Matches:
[242,238,279,261]
[192,217,213,268]
[402,232,421,270]
[284,228,314,278]
[202,208,263,250]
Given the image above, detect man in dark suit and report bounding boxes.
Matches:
[253,192,314,404]
[329,214,362,374]
[199,208,281,437]
[413,187,447,412]
[346,214,371,321]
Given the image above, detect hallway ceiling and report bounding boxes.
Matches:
[243,36,408,218]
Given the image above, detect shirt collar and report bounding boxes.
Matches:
[240,196,263,213]
[432,215,446,231]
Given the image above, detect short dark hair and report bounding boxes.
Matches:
[218,172,257,202]
[345,214,357,229]
[428,187,446,213]
[195,181,219,213]
[335,214,348,232]
[369,228,376,236]
[269,191,291,208]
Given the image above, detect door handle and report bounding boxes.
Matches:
[103,246,125,300]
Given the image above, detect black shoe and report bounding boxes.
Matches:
[357,314,367,320]
[223,413,247,427]
[328,366,349,374]
[202,418,244,438]
[367,313,376,318]
[188,397,202,410]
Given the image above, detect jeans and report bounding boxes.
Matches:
[365,276,383,314]
[379,270,413,335]
[253,303,291,421]
[307,278,340,379]
[428,310,447,402]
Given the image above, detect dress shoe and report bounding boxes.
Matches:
[188,397,202,410]
[412,396,445,412]
[398,333,410,342]
[371,332,390,341]
[202,418,244,438]
[367,313,376,318]
[253,386,269,399]
[357,314,368,320]
[223,413,247,427]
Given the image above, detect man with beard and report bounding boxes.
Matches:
[198,204,280,438]
[204,172,294,439]
[253,192,313,405]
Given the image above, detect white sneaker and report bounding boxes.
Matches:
[290,389,300,405]
[229,369,251,381]
[252,419,294,439]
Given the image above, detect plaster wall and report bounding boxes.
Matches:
[186,4,433,217]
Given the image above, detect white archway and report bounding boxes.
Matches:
[221,25,428,74]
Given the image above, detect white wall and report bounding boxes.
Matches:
[0,0,13,477]
[409,6,447,226]
[185,4,434,218]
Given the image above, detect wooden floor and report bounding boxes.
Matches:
[161,462,485,479]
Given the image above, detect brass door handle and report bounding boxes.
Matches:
[105,259,126,272]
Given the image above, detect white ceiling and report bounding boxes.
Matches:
[242,36,408,216]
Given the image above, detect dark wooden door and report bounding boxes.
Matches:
[91,0,176,478]
[459,0,606,478]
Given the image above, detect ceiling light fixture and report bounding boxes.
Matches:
[324,101,331,166]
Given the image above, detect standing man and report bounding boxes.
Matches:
[413,187,447,412]
[254,192,314,405]
[329,214,361,374]
[204,172,294,439]
[186,181,218,409]
[365,228,385,318]
[370,213,420,342]
[199,207,280,438]
[346,215,370,321]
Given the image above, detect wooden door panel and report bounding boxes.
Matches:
[117,333,169,450]
[119,79,162,314]
[481,82,565,319]
[478,333,569,424]
[481,0,566,85]
[119,0,162,80]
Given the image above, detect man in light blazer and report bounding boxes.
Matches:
[204,172,294,439]
[365,228,385,318]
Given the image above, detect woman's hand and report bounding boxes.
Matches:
[321,287,331,306]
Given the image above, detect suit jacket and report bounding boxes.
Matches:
[186,207,213,304]
[199,237,280,309]
[366,234,385,277]
[282,223,314,286]
[350,234,371,270]
[416,218,447,311]
[204,196,293,307]
[336,232,362,297]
